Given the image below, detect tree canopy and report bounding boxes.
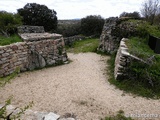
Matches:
[119,11,141,19]
[81,15,104,37]
[0,11,22,36]
[18,3,57,32]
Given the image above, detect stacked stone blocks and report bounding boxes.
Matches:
[0,26,68,77]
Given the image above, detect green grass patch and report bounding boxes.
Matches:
[0,35,22,46]
[125,37,158,59]
[66,38,99,53]
[0,68,20,87]
[108,37,160,99]
[103,110,134,120]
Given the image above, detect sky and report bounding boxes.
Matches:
[0,0,145,19]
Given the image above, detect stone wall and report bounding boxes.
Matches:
[0,38,67,77]
[99,17,140,54]
[114,38,147,80]
[0,42,28,77]
[98,17,120,54]
[20,33,62,42]
[0,26,68,77]
[18,26,45,33]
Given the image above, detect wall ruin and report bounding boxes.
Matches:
[114,38,147,80]
[0,26,68,77]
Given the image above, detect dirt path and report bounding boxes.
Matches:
[0,53,160,120]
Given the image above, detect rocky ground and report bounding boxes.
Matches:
[0,53,160,120]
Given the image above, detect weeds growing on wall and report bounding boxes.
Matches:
[0,35,22,46]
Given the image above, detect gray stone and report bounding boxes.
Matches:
[28,50,46,70]
[0,25,68,77]
[98,17,119,53]
[19,33,62,42]
[18,25,45,33]
[59,118,75,120]
[44,112,60,120]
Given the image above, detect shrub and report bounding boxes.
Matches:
[81,15,104,37]
[0,11,22,36]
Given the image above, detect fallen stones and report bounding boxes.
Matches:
[0,104,76,120]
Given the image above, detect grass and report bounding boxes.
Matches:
[66,38,99,53]
[125,37,158,60]
[0,34,22,46]
[107,19,160,99]
[0,67,20,87]
[128,19,160,38]
[103,110,134,120]
[107,37,160,99]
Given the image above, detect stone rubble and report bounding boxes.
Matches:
[0,104,76,120]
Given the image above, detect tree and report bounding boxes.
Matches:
[0,11,22,36]
[18,3,57,32]
[81,15,104,36]
[141,0,160,25]
[120,11,141,19]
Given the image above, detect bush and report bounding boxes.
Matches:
[0,11,22,36]
[136,21,160,38]
[120,11,141,19]
[81,15,104,37]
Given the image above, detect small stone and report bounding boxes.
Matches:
[59,118,75,120]
[44,112,60,120]
[12,45,18,50]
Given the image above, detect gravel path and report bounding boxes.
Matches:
[0,53,160,120]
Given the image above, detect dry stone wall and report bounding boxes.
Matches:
[0,26,68,77]
[114,38,147,80]
[99,17,120,54]
[99,17,140,54]
[18,26,45,33]
[0,42,28,77]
